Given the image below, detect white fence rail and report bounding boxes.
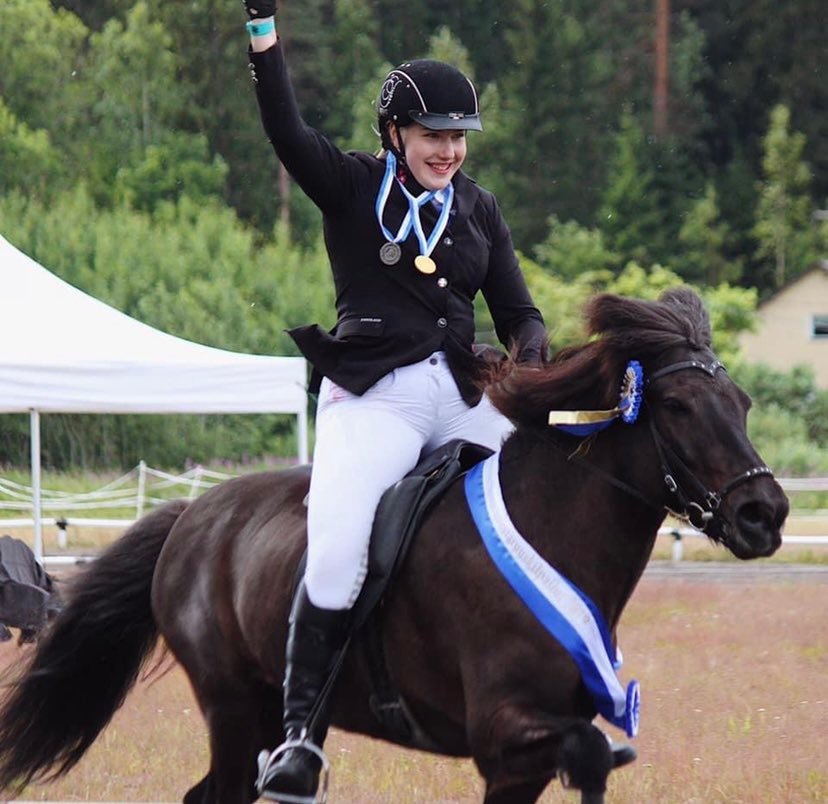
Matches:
[1,469,827,564]
[0,461,234,560]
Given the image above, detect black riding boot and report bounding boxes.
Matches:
[256,584,349,803]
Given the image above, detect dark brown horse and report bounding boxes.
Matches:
[0,288,788,804]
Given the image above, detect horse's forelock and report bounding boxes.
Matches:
[586,287,711,353]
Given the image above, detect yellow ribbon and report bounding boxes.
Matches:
[547,408,623,426]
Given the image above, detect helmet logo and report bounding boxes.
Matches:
[378,74,403,114]
[448,112,465,119]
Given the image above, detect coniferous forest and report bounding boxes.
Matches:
[1,0,827,471]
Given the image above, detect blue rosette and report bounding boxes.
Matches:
[618,360,644,425]
[625,680,641,737]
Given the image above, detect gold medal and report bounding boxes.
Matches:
[414,255,437,275]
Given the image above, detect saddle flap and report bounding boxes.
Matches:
[353,439,493,629]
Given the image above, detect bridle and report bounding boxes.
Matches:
[559,357,774,531]
[645,358,774,531]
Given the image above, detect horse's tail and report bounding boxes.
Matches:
[0,499,188,793]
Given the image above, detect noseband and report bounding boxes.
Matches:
[646,359,774,531]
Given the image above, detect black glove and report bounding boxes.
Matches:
[243,0,276,19]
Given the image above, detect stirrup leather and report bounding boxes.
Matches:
[255,739,330,804]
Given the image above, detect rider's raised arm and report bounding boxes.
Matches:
[243,0,367,213]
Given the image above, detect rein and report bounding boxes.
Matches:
[559,358,774,531]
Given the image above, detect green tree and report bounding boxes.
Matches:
[325,0,385,139]
[668,11,711,143]
[81,2,179,203]
[604,262,684,300]
[733,362,828,473]
[533,216,619,281]
[0,0,88,131]
[343,61,392,153]
[0,99,59,197]
[753,104,819,289]
[518,258,595,352]
[372,0,435,64]
[701,282,758,361]
[114,132,229,213]
[145,0,282,234]
[678,182,743,286]
[598,113,664,265]
[685,0,828,209]
[494,0,616,248]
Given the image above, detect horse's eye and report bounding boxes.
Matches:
[661,396,690,414]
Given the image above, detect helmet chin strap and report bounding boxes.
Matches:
[382,121,408,177]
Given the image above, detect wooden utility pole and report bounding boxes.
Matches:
[654,0,670,137]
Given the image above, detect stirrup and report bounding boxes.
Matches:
[255,739,330,804]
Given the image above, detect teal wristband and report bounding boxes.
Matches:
[246,18,275,37]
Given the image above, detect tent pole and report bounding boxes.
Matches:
[297,409,309,465]
[30,409,44,564]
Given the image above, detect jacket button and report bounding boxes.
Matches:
[437,317,447,328]
[437,277,448,288]
[443,236,453,246]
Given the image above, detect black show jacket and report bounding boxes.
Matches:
[249,44,547,405]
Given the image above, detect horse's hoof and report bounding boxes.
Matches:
[610,742,637,769]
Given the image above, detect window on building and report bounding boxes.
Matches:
[812,315,828,338]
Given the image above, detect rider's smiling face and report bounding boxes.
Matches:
[395,123,467,191]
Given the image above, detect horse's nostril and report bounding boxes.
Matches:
[737,501,769,529]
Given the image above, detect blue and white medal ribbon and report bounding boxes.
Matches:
[464,453,641,738]
[375,153,454,264]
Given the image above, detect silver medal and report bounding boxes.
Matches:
[379,242,401,266]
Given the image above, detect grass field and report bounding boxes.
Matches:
[2,573,825,803]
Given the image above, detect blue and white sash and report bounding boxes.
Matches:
[464,453,640,737]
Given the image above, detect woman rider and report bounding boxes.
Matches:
[242,2,548,800]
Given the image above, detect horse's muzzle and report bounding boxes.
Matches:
[724,493,788,559]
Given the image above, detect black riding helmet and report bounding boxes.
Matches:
[377,59,482,157]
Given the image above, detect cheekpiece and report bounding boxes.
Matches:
[547,359,645,436]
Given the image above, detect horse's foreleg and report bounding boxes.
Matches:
[482,777,551,804]
[472,710,616,804]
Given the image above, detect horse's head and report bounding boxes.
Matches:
[589,287,788,559]
[642,345,788,558]
[486,286,789,560]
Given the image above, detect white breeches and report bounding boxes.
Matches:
[304,351,513,610]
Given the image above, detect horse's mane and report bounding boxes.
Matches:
[486,286,712,428]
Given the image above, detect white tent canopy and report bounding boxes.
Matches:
[0,234,309,559]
